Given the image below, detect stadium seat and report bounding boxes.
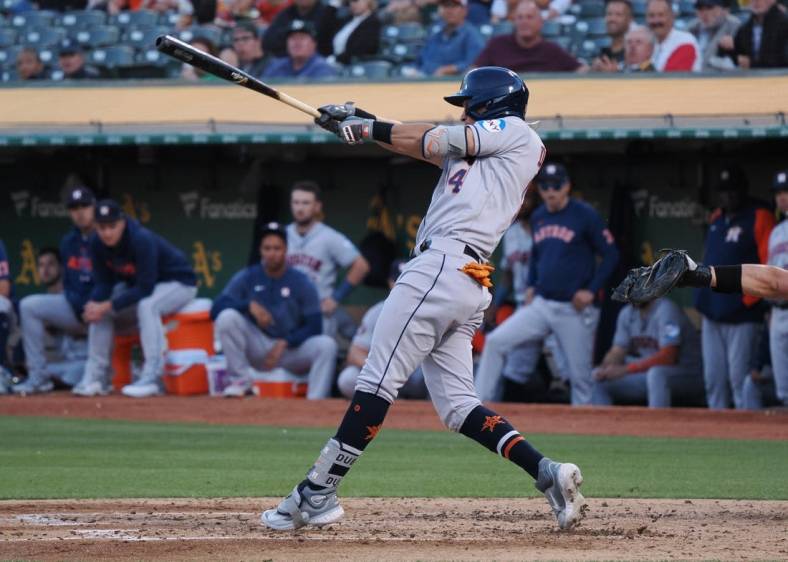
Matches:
[346,60,392,79]
[478,23,493,40]
[572,20,590,43]
[159,10,182,27]
[0,45,22,69]
[381,23,426,45]
[124,26,166,50]
[586,17,607,37]
[21,27,64,49]
[89,45,136,68]
[632,0,647,16]
[178,25,224,47]
[10,10,56,29]
[38,47,54,65]
[382,42,422,63]
[137,47,180,77]
[1,68,17,81]
[112,9,159,29]
[491,21,513,36]
[578,1,605,17]
[75,26,120,48]
[678,0,695,16]
[554,35,573,52]
[576,39,599,61]
[542,19,561,37]
[59,10,107,29]
[0,28,16,48]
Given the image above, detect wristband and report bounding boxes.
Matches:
[354,107,377,120]
[712,265,742,294]
[332,279,354,302]
[371,121,393,145]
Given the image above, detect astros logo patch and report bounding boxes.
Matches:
[480,119,506,133]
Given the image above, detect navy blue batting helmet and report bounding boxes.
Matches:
[444,66,529,121]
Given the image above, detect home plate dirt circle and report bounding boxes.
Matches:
[1,497,786,560]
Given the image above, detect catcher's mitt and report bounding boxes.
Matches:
[611,249,711,305]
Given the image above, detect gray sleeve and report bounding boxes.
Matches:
[470,118,525,157]
[327,228,361,268]
[612,306,631,349]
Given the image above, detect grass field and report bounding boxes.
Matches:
[2,415,787,501]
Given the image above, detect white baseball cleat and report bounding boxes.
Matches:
[72,379,110,397]
[121,378,163,398]
[262,483,344,531]
[535,458,586,530]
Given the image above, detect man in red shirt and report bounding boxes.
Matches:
[647,0,702,71]
[474,0,584,72]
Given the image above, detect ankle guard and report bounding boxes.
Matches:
[307,438,362,489]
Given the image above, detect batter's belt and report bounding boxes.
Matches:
[414,237,494,288]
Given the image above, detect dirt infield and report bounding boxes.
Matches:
[2,395,788,560]
[1,497,786,561]
[2,393,787,440]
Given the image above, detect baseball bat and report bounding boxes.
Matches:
[155,34,321,119]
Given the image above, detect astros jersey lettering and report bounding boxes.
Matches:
[414,117,545,259]
[286,222,360,300]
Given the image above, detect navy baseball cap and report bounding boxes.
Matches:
[259,221,288,243]
[772,170,788,192]
[65,186,95,208]
[59,39,82,55]
[714,166,748,193]
[95,199,123,223]
[286,20,317,38]
[535,162,569,189]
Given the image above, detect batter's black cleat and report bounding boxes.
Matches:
[261,482,344,530]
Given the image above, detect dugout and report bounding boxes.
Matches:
[0,73,786,310]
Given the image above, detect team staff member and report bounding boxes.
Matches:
[336,260,427,400]
[74,200,197,398]
[694,167,775,409]
[211,222,338,399]
[592,297,704,408]
[476,163,619,405]
[13,188,95,394]
[264,67,587,533]
[0,238,14,387]
[286,180,370,338]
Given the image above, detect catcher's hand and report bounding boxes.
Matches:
[314,102,357,134]
[611,249,711,305]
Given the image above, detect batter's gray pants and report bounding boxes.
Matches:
[770,308,788,405]
[20,293,86,383]
[338,364,427,400]
[591,364,705,408]
[82,281,197,385]
[476,296,600,405]
[355,246,491,432]
[701,317,758,410]
[214,308,338,399]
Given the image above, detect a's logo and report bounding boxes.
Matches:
[180,191,199,218]
[364,424,382,441]
[481,415,504,432]
[725,226,742,243]
[480,119,506,133]
[192,241,222,288]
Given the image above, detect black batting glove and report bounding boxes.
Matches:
[314,102,378,134]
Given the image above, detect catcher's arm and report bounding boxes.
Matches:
[712,264,788,300]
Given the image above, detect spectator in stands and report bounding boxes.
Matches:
[211,222,338,399]
[732,0,787,68]
[647,0,701,71]
[231,22,270,79]
[337,260,428,399]
[57,40,101,80]
[257,0,294,24]
[473,0,583,71]
[13,242,90,394]
[380,0,424,25]
[591,297,704,408]
[688,0,739,71]
[694,167,775,409]
[416,0,485,76]
[263,20,338,79]
[215,0,264,26]
[74,199,198,398]
[591,0,634,72]
[181,38,222,80]
[262,0,337,57]
[327,0,381,65]
[623,24,656,71]
[16,48,46,81]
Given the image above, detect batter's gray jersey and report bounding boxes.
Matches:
[415,117,545,259]
[286,222,361,300]
[767,219,788,405]
[501,221,532,305]
[613,298,701,371]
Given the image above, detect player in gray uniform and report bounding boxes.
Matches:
[591,297,704,408]
[286,181,370,339]
[263,67,586,532]
[337,261,427,399]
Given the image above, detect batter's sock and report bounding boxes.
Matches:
[301,391,391,492]
[459,405,543,480]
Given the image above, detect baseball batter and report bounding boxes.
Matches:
[262,67,586,532]
[286,181,370,339]
[766,169,788,405]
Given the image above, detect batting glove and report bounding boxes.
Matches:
[314,102,356,134]
[337,117,373,145]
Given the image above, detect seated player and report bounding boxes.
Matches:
[337,261,428,400]
[14,188,95,394]
[592,297,705,408]
[211,222,338,399]
[74,200,198,397]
